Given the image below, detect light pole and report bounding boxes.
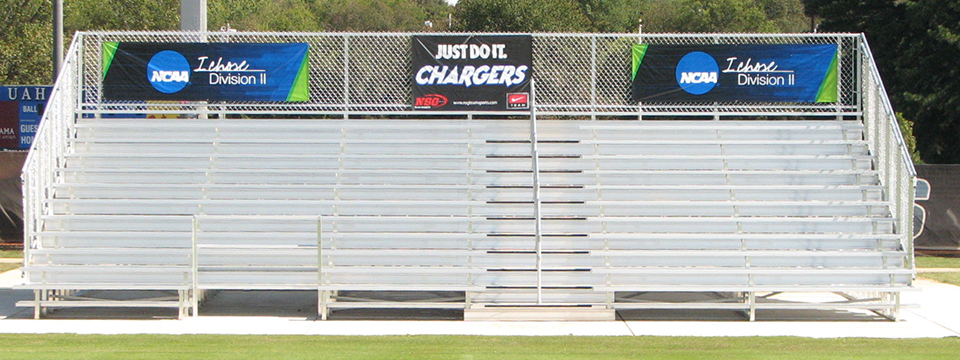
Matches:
[53,0,63,82]
[181,0,208,32]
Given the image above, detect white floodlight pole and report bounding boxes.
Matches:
[181,0,208,119]
[181,0,208,32]
[53,0,63,81]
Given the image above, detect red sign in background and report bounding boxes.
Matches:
[0,101,19,149]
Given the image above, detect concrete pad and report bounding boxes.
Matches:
[623,318,958,338]
[0,290,32,320]
[901,279,960,337]
[464,307,615,321]
[1,269,959,338]
[0,267,23,288]
[305,321,634,336]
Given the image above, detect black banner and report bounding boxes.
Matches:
[0,101,17,149]
[915,165,960,250]
[412,35,532,111]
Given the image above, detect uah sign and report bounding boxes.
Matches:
[0,85,52,150]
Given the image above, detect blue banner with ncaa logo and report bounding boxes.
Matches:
[631,44,838,103]
[102,42,309,102]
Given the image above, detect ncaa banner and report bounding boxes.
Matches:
[412,35,532,111]
[102,42,310,102]
[631,44,838,103]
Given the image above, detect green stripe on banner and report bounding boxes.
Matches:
[631,44,648,82]
[286,52,310,102]
[102,42,119,80]
[815,49,839,103]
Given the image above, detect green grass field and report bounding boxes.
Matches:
[915,255,960,268]
[0,250,21,273]
[0,335,957,360]
[921,272,960,287]
[0,250,22,258]
[0,263,18,273]
[915,255,960,286]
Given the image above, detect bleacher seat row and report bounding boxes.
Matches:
[22,118,912,320]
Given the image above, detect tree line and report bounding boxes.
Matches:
[0,0,811,85]
[2,0,956,163]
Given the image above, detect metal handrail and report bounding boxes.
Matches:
[857,34,917,271]
[22,33,84,266]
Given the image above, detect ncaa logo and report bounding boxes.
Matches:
[675,51,719,95]
[147,50,190,94]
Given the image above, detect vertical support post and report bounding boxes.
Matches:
[895,156,903,238]
[317,215,327,320]
[835,35,844,120]
[529,80,543,305]
[893,292,902,321]
[191,215,200,317]
[883,110,891,201]
[855,37,863,115]
[33,290,41,319]
[320,290,330,321]
[906,176,916,271]
[590,36,598,113]
[342,35,350,116]
[22,174,31,266]
[178,289,186,320]
[466,113,475,310]
[66,36,79,143]
[636,22,645,117]
[38,271,49,318]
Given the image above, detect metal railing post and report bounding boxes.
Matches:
[317,215,326,320]
[530,80,543,305]
[342,34,350,115]
[191,215,200,317]
[22,174,31,265]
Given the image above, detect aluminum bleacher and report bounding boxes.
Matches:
[20,32,917,321]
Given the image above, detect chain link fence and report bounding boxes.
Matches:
[80,32,860,116]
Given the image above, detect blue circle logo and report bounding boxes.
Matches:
[675,52,719,95]
[147,50,190,94]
